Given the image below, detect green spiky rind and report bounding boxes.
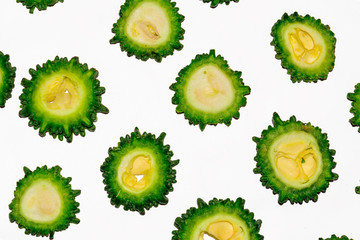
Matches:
[346,83,360,132]
[271,12,336,83]
[172,198,263,240]
[110,0,185,62]
[201,0,239,8]
[355,186,360,194]
[0,51,16,108]
[100,127,179,215]
[16,0,64,13]
[19,56,109,143]
[319,235,353,240]
[9,166,81,240]
[253,112,338,204]
[170,49,251,131]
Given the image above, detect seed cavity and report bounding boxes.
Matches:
[134,20,160,40]
[199,221,244,240]
[122,155,152,190]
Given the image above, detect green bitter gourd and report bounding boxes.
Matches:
[347,83,360,132]
[100,127,179,215]
[320,235,353,240]
[271,12,336,83]
[19,56,109,142]
[17,0,64,13]
[170,49,250,130]
[253,112,338,204]
[110,0,185,62]
[172,198,263,240]
[201,0,239,8]
[0,51,16,108]
[9,166,80,239]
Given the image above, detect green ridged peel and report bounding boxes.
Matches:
[253,112,338,204]
[16,0,64,13]
[101,127,179,215]
[319,235,353,240]
[170,49,250,130]
[19,56,109,142]
[110,0,185,62]
[9,166,80,239]
[172,198,263,240]
[201,0,239,8]
[0,51,16,108]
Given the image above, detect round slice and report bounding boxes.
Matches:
[271,12,336,83]
[320,235,353,240]
[9,166,80,239]
[110,0,185,62]
[170,49,250,130]
[19,56,109,142]
[0,51,16,108]
[347,83,360,132]
[253,112,338,204]
[201,0,239,8]
[172,198,263,240]
[100,127,179,215]
[16,0,64,13]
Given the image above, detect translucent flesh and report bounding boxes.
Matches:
[185,64,235,113]
[20,180,62,223]
[269,131,322,188]
[283,24,325,68]
[125,1,171,46]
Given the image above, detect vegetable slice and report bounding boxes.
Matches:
[201,0,239,8]
[271,12,336,82]
[253,112,338,204]
[19,56,109,142]
[172,198,263,240]
[0,51,16,108]
[16,0,64,13]
[170,49,250,130]
[110,0,185,62]
[101,127,179,215]
[9,166,80,239]
[319,235,353,240]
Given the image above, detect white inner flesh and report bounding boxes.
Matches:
[116,149,156,193]
[185,64,235,113]
[268,131,323,189]
[191,214,249,240]
[20,180,62,223]
[125,1,171,46]
[282,23,326,68]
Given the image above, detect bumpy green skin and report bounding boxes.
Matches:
[170,49,251,131]
[355,186,360,194]
[319,235,353,240]
[17,0,64,13]
[0,51,16,108]
[201,0,239,8]
[100,127,179,215]
[19,56,109,143]
[172,198,263,240]
[110,0,185,62]
[347,83,360,132]
[253,112,338,204]
[9,166,81,240]
[271,12,336,83]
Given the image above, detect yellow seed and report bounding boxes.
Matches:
[276,156,300,180]
[129,155,151,175]
[297,29,315,50]
[303,45,321,65]
[289,34,305,58]
[301,154,317,178]
[207,221,234,240]
[137,21,160,40]
[44,77,79,110]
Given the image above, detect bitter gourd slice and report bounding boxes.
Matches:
[0,51,16,108]
[271,12,336,83]
[100,127,179,215]
[320,235,353,240]
[17,0,64,13]
[172,198,263,240]
[110,0,185,62]
[9,166,80,239]
[170,49,250,130]
[201,0,239,8]
[346,83,360,132]
[19,56,109,142]
[253,113,338,204]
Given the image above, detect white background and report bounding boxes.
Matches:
[0,0,360,239]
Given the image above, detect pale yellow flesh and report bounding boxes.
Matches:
[20,180,62,223]
[269,131,322,188]
[185,65,235,113]
[117,150,156,193]
[283,24,326,68]
[36,72,85,116]
[191,214,249,240]
[125,2,171,46]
